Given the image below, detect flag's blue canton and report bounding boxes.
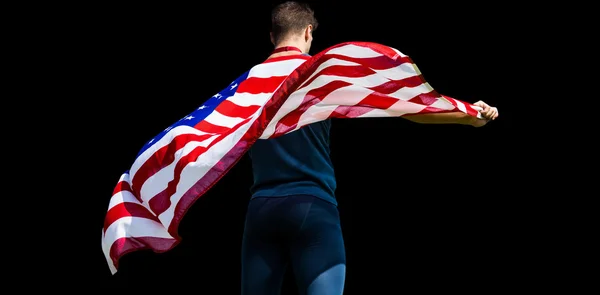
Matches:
[136,71,250,157]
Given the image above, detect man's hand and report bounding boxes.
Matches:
[471,100,499,127]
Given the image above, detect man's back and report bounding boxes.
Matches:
[242,4,347,294]
[248,119,337,206]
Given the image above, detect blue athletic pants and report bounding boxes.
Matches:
[241,195,346,295]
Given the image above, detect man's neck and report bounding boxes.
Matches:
[269,41,305,59]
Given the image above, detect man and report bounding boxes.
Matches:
[241,2,499,295]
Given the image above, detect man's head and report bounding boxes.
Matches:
[270,1,318,53]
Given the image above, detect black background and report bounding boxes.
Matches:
[62,0,531,292]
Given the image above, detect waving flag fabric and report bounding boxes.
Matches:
[102,41,483,274]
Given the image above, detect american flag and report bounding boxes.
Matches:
[102,41,483,274]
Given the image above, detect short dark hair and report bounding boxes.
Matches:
[271,1,318,44]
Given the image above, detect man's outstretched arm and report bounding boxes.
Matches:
[403,100,499,127]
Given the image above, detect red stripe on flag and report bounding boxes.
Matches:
[195,120,231,134]
[112,180,132,197]
[214,99,261,119]
[408,90,442,106]
[330,105,374,118]
[236,76,288,94]
[104,202,160,233]
[359,91,400,109]
[318,64,376,78]
[368,75,424,94]
[299,65,375,92]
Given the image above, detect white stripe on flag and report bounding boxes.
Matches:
[326,44,383,58]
